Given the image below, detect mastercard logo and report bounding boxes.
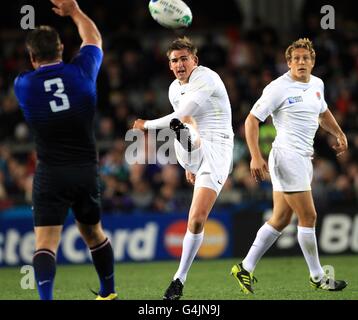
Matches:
[164,219,228,258]
[164,220,187,258]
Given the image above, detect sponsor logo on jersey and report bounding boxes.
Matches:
[316,92,321,100]
[288,96,303,104]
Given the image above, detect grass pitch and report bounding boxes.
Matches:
[0,255,357,300]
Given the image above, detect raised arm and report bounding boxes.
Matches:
[319,109,348,156]
[245,113,269,182]
[50,0,102,48]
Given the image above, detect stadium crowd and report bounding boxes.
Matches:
[0,0,357,213]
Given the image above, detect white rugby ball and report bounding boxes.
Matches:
[148,0,192,29]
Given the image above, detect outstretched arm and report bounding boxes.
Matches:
[319,109,348,156]
[50,0,102,48]
[133,101,199,130]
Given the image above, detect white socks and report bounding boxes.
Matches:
[242,223,281,273]
[297,226,324,281]
[241,223,325,281]
[174,229,204,284]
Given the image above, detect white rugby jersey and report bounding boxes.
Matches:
[146,66,234,140]
[251,72,328,156]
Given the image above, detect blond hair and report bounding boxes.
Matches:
[166,36,198,58]
[285,38,316,62]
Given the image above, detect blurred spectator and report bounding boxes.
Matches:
[0,95,24,142]
[200,34,227,69]
[0,0,357,212]
[97,117,116,142]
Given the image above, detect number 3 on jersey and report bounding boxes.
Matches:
[44,78,70,112]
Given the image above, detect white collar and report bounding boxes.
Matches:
[39,61,62,68]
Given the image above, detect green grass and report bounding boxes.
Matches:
[1,255,357,300]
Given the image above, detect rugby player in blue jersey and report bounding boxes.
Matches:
[14,0,117,300]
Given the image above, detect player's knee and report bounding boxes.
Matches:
[181,116,196,127]
[188,221,204,233]
[306,217,317,227]
[298,212,317,227]
[79,225,106,247]
[189,207,210,231]
[188,215,207,233]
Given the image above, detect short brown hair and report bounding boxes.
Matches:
[26,25,62,62]
[285,38,316,62]
[166,36,198,58]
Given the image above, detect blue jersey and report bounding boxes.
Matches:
[14,45,103,166]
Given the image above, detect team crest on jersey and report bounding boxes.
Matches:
[288,96,303,104]
[316,92,321,100]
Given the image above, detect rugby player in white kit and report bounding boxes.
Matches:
[231,38,348,294]
[133,37,234,299]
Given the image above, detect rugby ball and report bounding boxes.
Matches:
[148,0,192,29]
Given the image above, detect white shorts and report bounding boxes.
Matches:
[268,148,313,192]
[174,136,233,195]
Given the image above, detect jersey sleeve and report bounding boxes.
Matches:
[250,82,282,122]
[145,100,199,129]
[70,45,103,81]
[319,79,328,113]
[14,75,22,103]
[14,74,27,109]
